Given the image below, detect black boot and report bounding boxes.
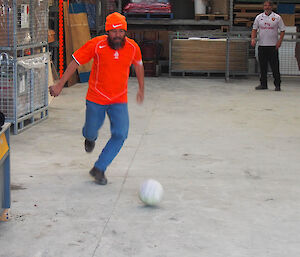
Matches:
[85,139,95,153]
[255,85,268,90]
[89,167,107,185]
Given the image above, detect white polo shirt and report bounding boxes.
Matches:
[253,12,285,46]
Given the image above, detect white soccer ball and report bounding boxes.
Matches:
[139,179,164,206]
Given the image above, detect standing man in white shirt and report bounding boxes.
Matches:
[251,1,285,91]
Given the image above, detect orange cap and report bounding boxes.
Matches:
[105,12,127,31]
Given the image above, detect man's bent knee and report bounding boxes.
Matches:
[112,130,128,142]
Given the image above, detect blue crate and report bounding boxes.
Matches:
[69,3,96,30]
[79,72,90,83]
[277,4,295,14]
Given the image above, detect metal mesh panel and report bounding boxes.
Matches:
[253,33,300,77]
[0,53,14,120]
[0,0,48,48]
[16,62,31,117]
[33,61,47,110]
[0,53,34,120]
[0,0,48,134]
[17,53,48,112]
[0,53,48,122]
[279,41,300,76]
[32,0,48,45]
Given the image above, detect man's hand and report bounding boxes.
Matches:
[276,41,282,50]
[49,60,79,97]
[136,89,144,104]
[251,39,256,47]
[49,83,63,97]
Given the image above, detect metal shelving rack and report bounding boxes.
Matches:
[0,0,49,134]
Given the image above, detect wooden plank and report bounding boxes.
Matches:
[212,0,229,15]
[234,18,251,23]
[234,4,266,11]
[69,13,93,74]
[171,39,248,72]
[158,31,170,59]
[48,61,55,105]
[63,2,78,87]
[195,14,229,21]
[51,60,59,81]
[281,14,295,26]
[234,12,258,18]
[234,19,253,27]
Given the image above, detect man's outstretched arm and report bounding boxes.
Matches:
[49,60,79,97]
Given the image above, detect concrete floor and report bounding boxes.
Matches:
[1,76,300,257]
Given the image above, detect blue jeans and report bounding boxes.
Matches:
[82,100,129,172]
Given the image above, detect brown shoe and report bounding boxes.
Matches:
[89,167,107,185]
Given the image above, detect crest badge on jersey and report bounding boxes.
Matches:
[272,17,275,21]
[114,51,119,59]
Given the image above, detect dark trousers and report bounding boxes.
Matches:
[258,46,281,88]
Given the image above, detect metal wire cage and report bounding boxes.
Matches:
[0,0,49,134]
[169,31,300,80]
[169,31,249,77]
[0,0,48,48]
[0,52,49,134]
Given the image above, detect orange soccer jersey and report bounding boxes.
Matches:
[72,35,142,105]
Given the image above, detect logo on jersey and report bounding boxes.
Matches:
[272,17,275,21]
[114,51,119,59]
[99,45,106,49]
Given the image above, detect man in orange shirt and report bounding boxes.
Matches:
[50,12,144,185]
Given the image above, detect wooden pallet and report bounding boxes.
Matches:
[234,4,265,12]
[296,13,300,25]
[170,71,228,78]
[233,3,260,25]
[235,13,300,27]
[195,14,229,21]
[234,18,253,28]
[221,26,229,32]
[234,4,300,13]
[125,12,173,19]
[234,12,258,19]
